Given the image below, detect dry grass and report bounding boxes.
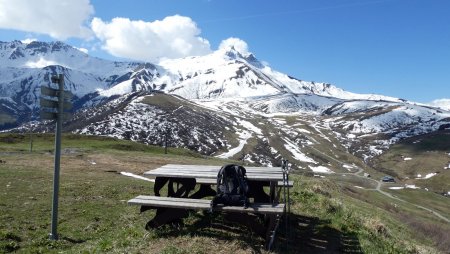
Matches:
[400,214,450,253]
[363,217,390,238]
[1,133,447,253]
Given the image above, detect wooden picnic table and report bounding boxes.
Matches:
[144,164,286,203]
[130,164,290,250]
[144,164,284,180]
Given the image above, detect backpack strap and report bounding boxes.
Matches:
[212,165,225,208]
[235,165,248,195]
[236,165,249,208]
[216,165,225,192]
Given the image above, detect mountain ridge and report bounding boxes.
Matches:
[2,40,450,170]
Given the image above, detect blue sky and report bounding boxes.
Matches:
[0,0,449,103]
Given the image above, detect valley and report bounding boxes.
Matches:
[1,39,449,253]
[0,134,448,253]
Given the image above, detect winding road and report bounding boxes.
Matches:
[299,131,450,223]
[337,166,450,223]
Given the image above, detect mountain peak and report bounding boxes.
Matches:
[216,46,263,68]
[222,45,246,59]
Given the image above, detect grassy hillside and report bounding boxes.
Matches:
[372,130,450,193]
[0,134,447,253]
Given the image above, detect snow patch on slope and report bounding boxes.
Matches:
[309,165,334,174]
[236,118,262,135]
[216,130,251,159]
[282,137,316,163]
[98,79,134,97]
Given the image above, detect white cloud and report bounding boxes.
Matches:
[20,38,37,44]
[0,0,94,40]
[429,98,450,111]
[219,37,250,55]
[74,46,89,54]
[90,15,211,62]
[24,57,62,68]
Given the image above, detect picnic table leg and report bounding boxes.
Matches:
[189,184,216,199]
[145,208,189,229]
[247,181,270,203]
[269,181,276,203]
[143,177,196,228]
[140,177,171,213]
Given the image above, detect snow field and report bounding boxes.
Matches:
[309,165,334,174]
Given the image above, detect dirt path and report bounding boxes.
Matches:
[337,167,450,223]
[279,117,450,223]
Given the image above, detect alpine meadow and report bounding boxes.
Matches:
[1,1,450,253]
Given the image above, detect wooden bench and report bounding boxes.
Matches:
[195,178,294,187]
[128,195,285,214]
[128,195,285,250]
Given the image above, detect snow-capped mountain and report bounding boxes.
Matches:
[0,40,402,114]
[155,46,403,102]
[429,99,450,111]
[0,40,138,76]
[2,40,450,169]
[0,40,157,126]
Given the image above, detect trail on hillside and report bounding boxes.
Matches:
[336,167,450,223]
[300,130,450,223]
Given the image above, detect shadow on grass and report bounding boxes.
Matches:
[146,211,363,253]
[60,236,86,244]
[275,214,363,253]
[148,211,265,253]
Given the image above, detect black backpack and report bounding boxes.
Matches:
[212,164,249,208]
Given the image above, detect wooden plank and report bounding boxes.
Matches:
[128,195,285,214]
[129,198,211,210]
[158,165,282,171]
[134,195,212,204]
[145,170,282,176]
[245,167,283,170]
[215,204,285,214]
[195,178,293,187]
[153,168,282,172]
[153,168,282,173]
[196,178,216,184]
[153,169,283,175]
[157,164,283,172]
[144,164,285,181]
[148,170,281,176]
[159,164,283,171]
[145,171,283,181]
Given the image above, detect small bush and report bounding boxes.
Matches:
[364,217,390,238]
[0,231,21,253]
[97,238,114,252]
[311,184,331,197]
[0,241,20,253]
[325,198,343,214]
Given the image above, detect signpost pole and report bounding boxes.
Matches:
[29,112,33,153]
[40,74,72,240]
[49,74,64,240]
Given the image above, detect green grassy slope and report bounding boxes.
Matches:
[372,130,450,193]
[0,134,447,253]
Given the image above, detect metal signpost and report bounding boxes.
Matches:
[281,159,290,250]
[164,124,169,154]
[40,74,72,240]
